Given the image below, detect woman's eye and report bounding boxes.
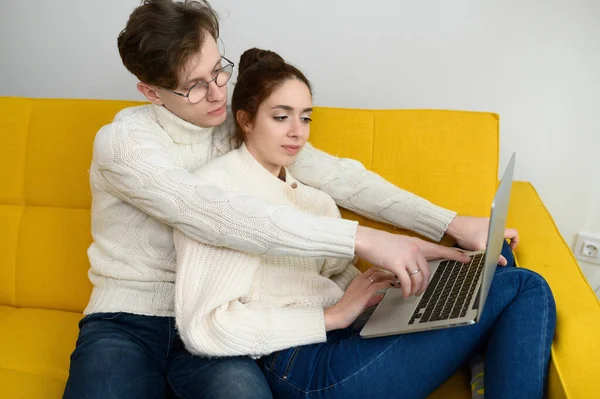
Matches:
[301,117,312,123]
[273,116,288,121]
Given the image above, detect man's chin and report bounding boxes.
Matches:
[196,112,227,128]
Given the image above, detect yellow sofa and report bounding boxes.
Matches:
[0,97,598,399]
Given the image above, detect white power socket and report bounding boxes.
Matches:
[574,233,600,266]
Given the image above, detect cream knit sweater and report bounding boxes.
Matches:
[175,144,361,357]
[86,104,455,317]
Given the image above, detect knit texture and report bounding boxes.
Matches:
[175,144,361,358]
[289,146,456,241]
[85,104,455,317]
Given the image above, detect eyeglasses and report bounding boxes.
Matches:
[166,56,234,104]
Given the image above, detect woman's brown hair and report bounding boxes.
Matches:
[231,48,312,148]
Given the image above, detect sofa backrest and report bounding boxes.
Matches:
[0,97,499,313]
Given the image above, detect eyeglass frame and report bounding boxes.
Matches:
[164,56,235,104]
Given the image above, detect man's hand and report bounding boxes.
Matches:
[354,226,470,298]
[446,215,519,266]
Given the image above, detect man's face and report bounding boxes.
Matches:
[152,34,229,128]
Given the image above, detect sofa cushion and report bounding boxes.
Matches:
[0,307,81,398]
[310,108,499,218]
[0,368,67,399]
[0,206,21,305]
[16,207,92,312]
[508,182,600,399]
[0,98,144,209]
[0,98,144,311]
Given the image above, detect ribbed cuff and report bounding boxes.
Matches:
[331,265,361,290]
[381,199,457,242]
[268,306,327,351]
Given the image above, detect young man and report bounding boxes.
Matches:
[63,1,515,398]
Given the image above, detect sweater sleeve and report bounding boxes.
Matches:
[289,142,457,242]
[323,259,361,291]
[91,121,357,258]
[174,231,327,358]
[316,192,361,290]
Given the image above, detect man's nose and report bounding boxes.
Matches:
[206,80,225,102]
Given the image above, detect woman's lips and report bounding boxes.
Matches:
[282,145,301,155]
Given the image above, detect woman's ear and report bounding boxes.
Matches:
[236,110,253,133]
[137,82,164,106]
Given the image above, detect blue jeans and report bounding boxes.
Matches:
[63,312,272,399]
[261,242,556,399]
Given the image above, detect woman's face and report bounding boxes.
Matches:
[243,79,313,176]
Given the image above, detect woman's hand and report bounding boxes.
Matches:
[324,269,397,331]
[354,226,471,299]
[446,215,519,266]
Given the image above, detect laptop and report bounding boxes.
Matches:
[360,153,516,338]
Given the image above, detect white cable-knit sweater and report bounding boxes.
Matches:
[86,104,455,317]
[175,144,361,357]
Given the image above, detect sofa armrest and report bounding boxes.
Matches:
[508,182,600,399]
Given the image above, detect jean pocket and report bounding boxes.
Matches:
[281,347,301,380]
[79,312,124,329]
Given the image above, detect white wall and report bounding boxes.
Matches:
[1,0,599,286]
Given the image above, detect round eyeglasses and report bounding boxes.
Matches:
[166,56,234,104]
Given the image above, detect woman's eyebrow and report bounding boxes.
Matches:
[271,105,313,113]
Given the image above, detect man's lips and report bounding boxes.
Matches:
[207,104,225,115]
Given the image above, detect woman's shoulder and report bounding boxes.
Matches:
[191,148,240,185]
[288,174,341,218]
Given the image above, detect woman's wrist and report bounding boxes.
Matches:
[324,306,344,331]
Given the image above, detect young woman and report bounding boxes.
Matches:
[174,48,556,399]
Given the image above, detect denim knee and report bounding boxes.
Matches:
[514,268,557,323]
[167,356,272,399]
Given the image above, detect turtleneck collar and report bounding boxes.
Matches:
[236,143,300,190]
[150,104,215,144]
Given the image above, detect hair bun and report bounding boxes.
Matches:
[238,48,284,76]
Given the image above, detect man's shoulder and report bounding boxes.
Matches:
[110,104,164,133]
[92,105,172,165]
[113,104,150,121]
[95,105,168,144]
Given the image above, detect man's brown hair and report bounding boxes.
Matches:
[118,0,219,89]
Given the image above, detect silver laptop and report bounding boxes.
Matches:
[360,153,516,338]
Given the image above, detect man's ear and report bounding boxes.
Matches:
[236,110,253,133]
[137,82,164,106]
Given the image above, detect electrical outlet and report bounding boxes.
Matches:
[574,233,600,266]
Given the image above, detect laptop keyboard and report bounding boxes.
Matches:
[409,253,485,325]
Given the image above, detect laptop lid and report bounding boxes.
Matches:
[475,152,516,322]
